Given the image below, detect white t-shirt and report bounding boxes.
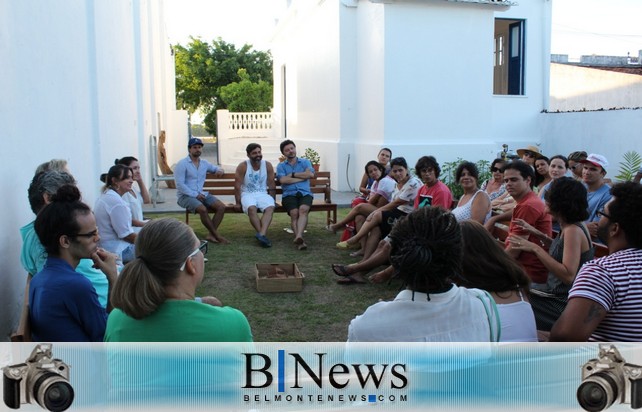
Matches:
[95,189,135,256]
[347,286,497,342]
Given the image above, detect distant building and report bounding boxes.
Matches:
[550,50,642,112]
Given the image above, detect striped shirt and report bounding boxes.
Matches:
[568,248,642,341]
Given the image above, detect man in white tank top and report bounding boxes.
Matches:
[234,143,276,247]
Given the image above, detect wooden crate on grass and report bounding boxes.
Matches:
[255,263,304,293]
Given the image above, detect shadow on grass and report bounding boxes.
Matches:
[146,209,401,341]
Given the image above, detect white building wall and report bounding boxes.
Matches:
[271,0,551,190]
[541,109,642,178]
[550,63,642,112]
[0,0,179,340]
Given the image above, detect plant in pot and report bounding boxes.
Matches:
[302,148,321,171]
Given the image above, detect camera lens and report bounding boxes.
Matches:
[32,372,74,412]
[577,373,618,412]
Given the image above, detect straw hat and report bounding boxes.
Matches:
[516,145,543,159]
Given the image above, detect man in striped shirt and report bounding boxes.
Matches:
[550,182,642,341]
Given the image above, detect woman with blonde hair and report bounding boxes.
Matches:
[105,218,252,342]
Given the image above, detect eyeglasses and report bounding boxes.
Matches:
[596,210,611,220]
[179,240,208,271]
[523,151,535,158]
[491,167,503,173]
[72,229,99,239]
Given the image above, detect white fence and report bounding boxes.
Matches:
[217,110,280,169]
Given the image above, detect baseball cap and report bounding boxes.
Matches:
[188,137,204,148]
[580,153,609,171]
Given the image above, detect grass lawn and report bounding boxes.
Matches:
[146,208,401,341]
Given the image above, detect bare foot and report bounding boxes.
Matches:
[216,236,230,244]
[369,269,394,284]
[206,235,219,244]
[349,250,364,257]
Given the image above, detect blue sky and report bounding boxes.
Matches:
[165,0,642,58]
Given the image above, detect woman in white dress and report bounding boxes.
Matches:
[116,156,151,233]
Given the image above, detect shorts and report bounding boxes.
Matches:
[241,192,275,213]
[177,193,219,213]
[379,209,408,238]
[282,193,313,213]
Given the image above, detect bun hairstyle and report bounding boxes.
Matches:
[111,218,199,319]
[389,207,462,297]
[34,184,91,255]
[100,164,132,191]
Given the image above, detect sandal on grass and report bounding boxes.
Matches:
[336,275,366,285]
[336,241,358,250]
[331,264,351,277]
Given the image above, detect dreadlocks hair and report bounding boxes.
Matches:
[388,207,462,297]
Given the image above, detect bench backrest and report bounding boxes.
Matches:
[202,171,333,203]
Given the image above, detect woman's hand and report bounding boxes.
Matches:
[507,235,538,253]
[513,218,537,235]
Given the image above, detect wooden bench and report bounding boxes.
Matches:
[184,171,337,226]
[10,277,32,342]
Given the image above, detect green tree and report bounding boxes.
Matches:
[174,37,273,135]
[219,69,273,112]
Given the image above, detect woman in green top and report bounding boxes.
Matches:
[105,218,252,342]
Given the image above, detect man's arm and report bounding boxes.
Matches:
[549,297,606,341]
[233,162,246,210]
[173,160,198,198]
[266,162,277,200]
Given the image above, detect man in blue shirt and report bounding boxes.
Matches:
[174,138,229,244]
[276,140,314,250]
[581,153,612,239]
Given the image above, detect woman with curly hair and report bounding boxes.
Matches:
[509,177,594,331]
[347,207,500,342]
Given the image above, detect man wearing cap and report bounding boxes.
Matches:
[567,151,588,181]
[581,153,612,238]
[174,137,229,244]
[516,145,542,167]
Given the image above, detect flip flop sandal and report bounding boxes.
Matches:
[331,264,352,277]
[336,275,366,285]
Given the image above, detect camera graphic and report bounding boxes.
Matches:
[577,344,642,412]
[3,343,74,412]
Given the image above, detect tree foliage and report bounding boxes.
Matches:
[174,37,273,134]
[219,69,273,112]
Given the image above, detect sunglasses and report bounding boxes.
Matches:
[72,229,99,239]
[179,240,208,271]
[523,151,536,158]
[491,167,503,173]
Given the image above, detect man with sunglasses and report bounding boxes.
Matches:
[551,182,642,341]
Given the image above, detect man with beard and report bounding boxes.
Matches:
[234,143,276,247]
[175,138,229,244]
[551,182,642,341]
[276,139,314,250]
